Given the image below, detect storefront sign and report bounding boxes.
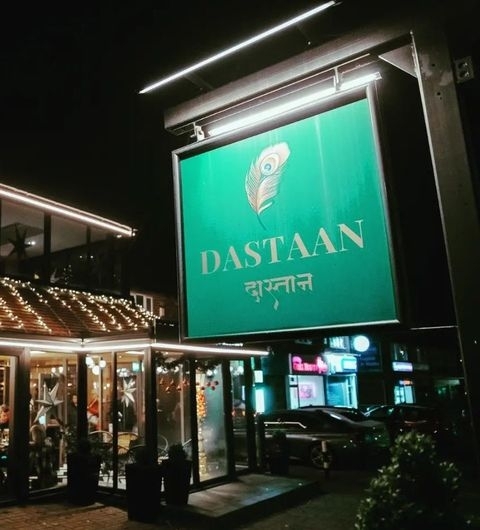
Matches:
[324,353,358,374]
[392,361,413,372]
[290,354,328,374]
[175,95,399,339]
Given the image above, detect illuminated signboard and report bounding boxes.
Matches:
[324,353,358,374]
[290,354,328,375]
[392,361,413,372]
[173,92,399,339]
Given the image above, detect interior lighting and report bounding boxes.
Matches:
[208,70,381,138]
[0,183,134,237]
[139,1,337,94]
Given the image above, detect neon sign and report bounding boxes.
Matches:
[291,355,328,374]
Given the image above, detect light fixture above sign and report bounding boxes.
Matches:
[207,71,381,138]
[139,2,337,95]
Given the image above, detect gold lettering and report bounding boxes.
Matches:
[338,220,364,250]
[262,236,284,264]
[223,246,243,271]
[287,233,312,260]
[201,250,221,274]
[312,228,337,254]
[244,241,262,268]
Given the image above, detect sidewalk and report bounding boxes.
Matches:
[2,466,480,530]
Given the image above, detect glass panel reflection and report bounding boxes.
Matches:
[196,360,226,480]
[29,352,74,491]
[0,355,12,498]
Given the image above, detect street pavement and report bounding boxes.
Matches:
[2,465,480,529]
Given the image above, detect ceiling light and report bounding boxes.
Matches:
[139,1,337,94]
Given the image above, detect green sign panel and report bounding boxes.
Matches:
[176,97,399,339]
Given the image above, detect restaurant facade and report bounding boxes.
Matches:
[0,183,267,504]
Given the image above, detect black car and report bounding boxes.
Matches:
[260,407,390,469]
[300,405,369,423]
[363,404,453,448]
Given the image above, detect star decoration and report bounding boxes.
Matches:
[120,378,136,407]
[8,224,32,259]
[34,382,64,423]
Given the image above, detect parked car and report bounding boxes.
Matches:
[300,405,369,423]
[363,404,454,451]
[260,407,391,470]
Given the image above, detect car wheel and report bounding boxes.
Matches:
[309,444,334,469]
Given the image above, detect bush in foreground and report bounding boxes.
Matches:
[355,430,469,530]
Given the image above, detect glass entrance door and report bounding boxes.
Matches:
[196,360,226,480]
[0,355,14,499]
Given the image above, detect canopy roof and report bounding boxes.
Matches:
[0,277,155,339]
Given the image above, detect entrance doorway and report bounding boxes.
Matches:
[0,355,14,499]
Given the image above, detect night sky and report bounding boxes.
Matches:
[0,0,474,385]
[0,1,391,293]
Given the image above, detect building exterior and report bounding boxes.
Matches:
[0,183,267,505]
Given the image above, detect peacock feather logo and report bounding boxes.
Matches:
[245,142,290,228]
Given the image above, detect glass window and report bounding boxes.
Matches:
[0,355,13,500]
[196,360,226,480]
[29,352,76,491]
[115,351,144,489]
[391,343,409,362]
[231,360,247,469]
[132,293,153,313]
[50,215,88,287]
[156,356,191,459]
[0,200,45,280]
[89,228,122,292]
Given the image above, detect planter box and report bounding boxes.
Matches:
[126,463,163,522]
[161,459,192,505]
[66,452,101,505]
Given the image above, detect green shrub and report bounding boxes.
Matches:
[355,431,468,530]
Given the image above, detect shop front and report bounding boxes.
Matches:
[285,340,359,410]
[0,281,267,505]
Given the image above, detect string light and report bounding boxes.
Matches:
[0,277,155,337]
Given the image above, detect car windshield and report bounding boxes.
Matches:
[323,408,366,422]
[335,409,367,422]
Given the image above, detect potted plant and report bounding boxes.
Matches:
[355,431,469,530]
[161,443,192,505]
[266,430,289,475]
[66,437,101,505]
[125,444,162,522]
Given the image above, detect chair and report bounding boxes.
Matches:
[117,432,138,457]
[117,432,140,481]
[87,431,114,483]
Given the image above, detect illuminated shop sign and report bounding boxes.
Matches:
[324,353,358,374]
[392,361,413,372]
[290,354,328,374]
[174,94,399,339]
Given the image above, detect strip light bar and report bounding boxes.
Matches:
[208,71,381,137]
[139,1,337,94]
[0,337,268,357]
[151,341,269,357]
[0,183,134,237]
